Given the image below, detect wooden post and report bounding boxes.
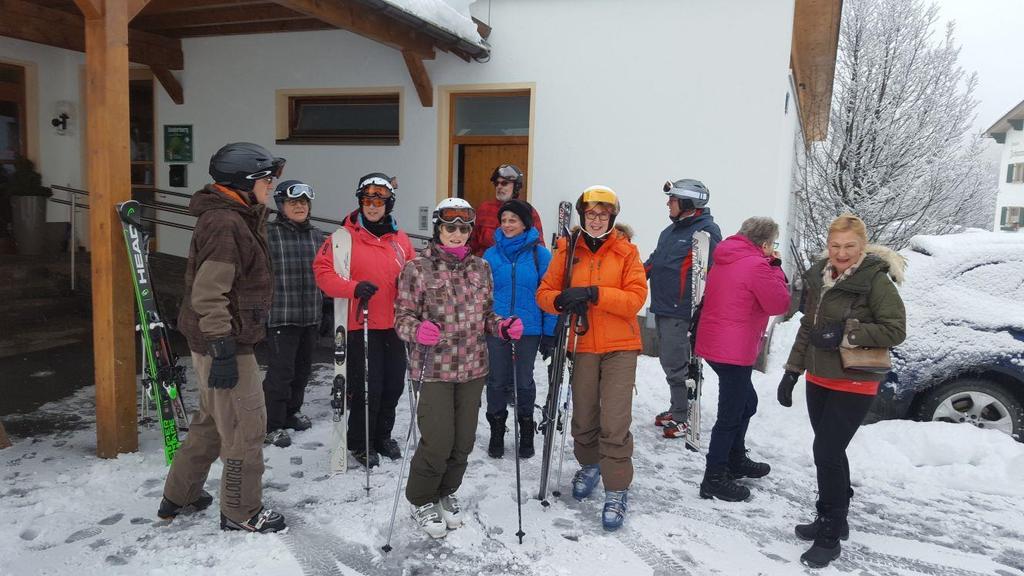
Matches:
[0,420,11,449]
[80,0,139,457]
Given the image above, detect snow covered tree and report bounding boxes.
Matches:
[793,0,997,261]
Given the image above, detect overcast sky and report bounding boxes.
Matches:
[935,0,1024,135]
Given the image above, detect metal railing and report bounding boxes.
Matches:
[48,185,431,290]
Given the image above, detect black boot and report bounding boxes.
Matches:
[728,451,770,479]
[486,410,507,458]
[796,502,849,541]
[518,416,535,458]
[800,509,844,568]
[699,468,751,502]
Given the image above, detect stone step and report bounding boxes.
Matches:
[0,296,89,328]
[0,319,92,358]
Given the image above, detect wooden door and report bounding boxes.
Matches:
[461,144,528,211]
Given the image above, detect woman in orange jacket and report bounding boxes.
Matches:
[536,185,648,532]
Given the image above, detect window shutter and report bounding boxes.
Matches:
[1018,207,1024,226]
[1009,164,1015,183]
[1001,207,1008,225]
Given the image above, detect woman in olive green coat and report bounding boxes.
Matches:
[777,214,906,569]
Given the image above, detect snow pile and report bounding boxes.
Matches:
[2,316,1023,575]
[380,0,486,47]
[891,231,1024,393]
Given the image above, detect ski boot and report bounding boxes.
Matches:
[571,464,601,501]
[662,419,689,438]
[602,489,628,532]
[412,502,447,539]
[220,507,286,533]
[654,410,674,427]
[158,490,213,519]
[439,493,464,529]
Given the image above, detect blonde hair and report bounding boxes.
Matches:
[828,213,868,244]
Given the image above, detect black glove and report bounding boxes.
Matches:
[539,335,555,361]
[777,371,799,407]
[207,336,238,390]
[554,286,598,312]
[354,281,379,301]
[769,256,783,267]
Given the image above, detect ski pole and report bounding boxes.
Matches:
[361,299,371,496]
[509,335,526,544]
[382,345,427,555]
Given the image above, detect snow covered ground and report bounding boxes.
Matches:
[3,318,1023,576]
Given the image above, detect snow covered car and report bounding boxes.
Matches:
[869,231,1024,440]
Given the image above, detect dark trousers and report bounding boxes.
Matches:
[806,382,874,510]
[262,324,318,432]
[485,335,540,419]
[705,361,757,472]
[347,328,407,452]
[406,378,485,506]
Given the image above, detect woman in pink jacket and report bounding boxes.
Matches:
[694,216,790,502]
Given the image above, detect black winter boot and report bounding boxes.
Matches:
[796,502,849,541]
[518,416,535,458]
[699,468,751,502]
[486,411,508,458]
[800,510,844,568]
[728,451,770,479]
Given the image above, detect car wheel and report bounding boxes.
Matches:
[916,378,1022,440]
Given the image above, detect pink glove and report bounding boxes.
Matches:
[415,320,441,346]
[499,317,524,341]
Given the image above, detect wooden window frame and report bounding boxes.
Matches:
[0,62,27,167]
[277,92,401,145]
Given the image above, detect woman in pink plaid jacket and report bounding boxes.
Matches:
[394,198,523,539]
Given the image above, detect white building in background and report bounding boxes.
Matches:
[985,99,1024,232]
[1,0,840,262]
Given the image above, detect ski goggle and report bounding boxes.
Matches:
[359,195,390,207]
[357,176,395,193]
[436,206,476,225]
[280,182,314,200]
[245,158,286,181]
[663,180,707,201]
[494,164,520,182]
[441,223,472,234]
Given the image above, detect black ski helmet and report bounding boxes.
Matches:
[273,179,314,212]
[356,172,397,213]
[209,142,285,192]
[490,164,524,197]
[663,179,710,210]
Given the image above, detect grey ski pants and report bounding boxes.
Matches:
[656,315,691,416]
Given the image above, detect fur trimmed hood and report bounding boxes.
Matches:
[818,243,906,285]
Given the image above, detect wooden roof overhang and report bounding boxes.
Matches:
[1,0,491,106]
[984,99,1024,144]
[791,0,843,144]
[0,0,487,458]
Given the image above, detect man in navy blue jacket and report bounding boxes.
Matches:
[645,179,722,439]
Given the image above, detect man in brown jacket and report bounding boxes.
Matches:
[158,142,287,533]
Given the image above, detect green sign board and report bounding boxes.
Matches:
[164,124,193,163]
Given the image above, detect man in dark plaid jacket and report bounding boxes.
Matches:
[262,179,325,448]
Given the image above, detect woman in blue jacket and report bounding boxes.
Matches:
[483,199,556,459]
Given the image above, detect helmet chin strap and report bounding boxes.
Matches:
[583,226,614,240]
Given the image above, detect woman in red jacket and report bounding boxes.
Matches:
[313,173,414,468]
[536,185,648,532]
[694,217,790,502]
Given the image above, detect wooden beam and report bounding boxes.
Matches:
[275,0,435,59]
[73,0,102,18]
[151,66,183,104]
[402,50,432,107]
[163,18,333,38]
[0,0,184,70]
[133,3,303,30]
[127,0,151,20]
[83,0,138,457]
[0,420,10,449]
[141,0,263,16]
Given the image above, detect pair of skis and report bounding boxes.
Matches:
[684,230,711,452]
[117,200,189,465]
[327,228,371,495]
[536,201,581,504]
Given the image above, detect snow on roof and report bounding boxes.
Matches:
[891,231,1024,394]
[379,0,486,49]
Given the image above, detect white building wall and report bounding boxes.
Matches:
[994,127,1024,231]
[4,0,800,261]
[0,37,86,244]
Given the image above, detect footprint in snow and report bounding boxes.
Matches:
[19,528,39,541]
[65,527,102,544]
[98,513,123,525]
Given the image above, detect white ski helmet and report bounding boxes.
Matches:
[663,179,710,210]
